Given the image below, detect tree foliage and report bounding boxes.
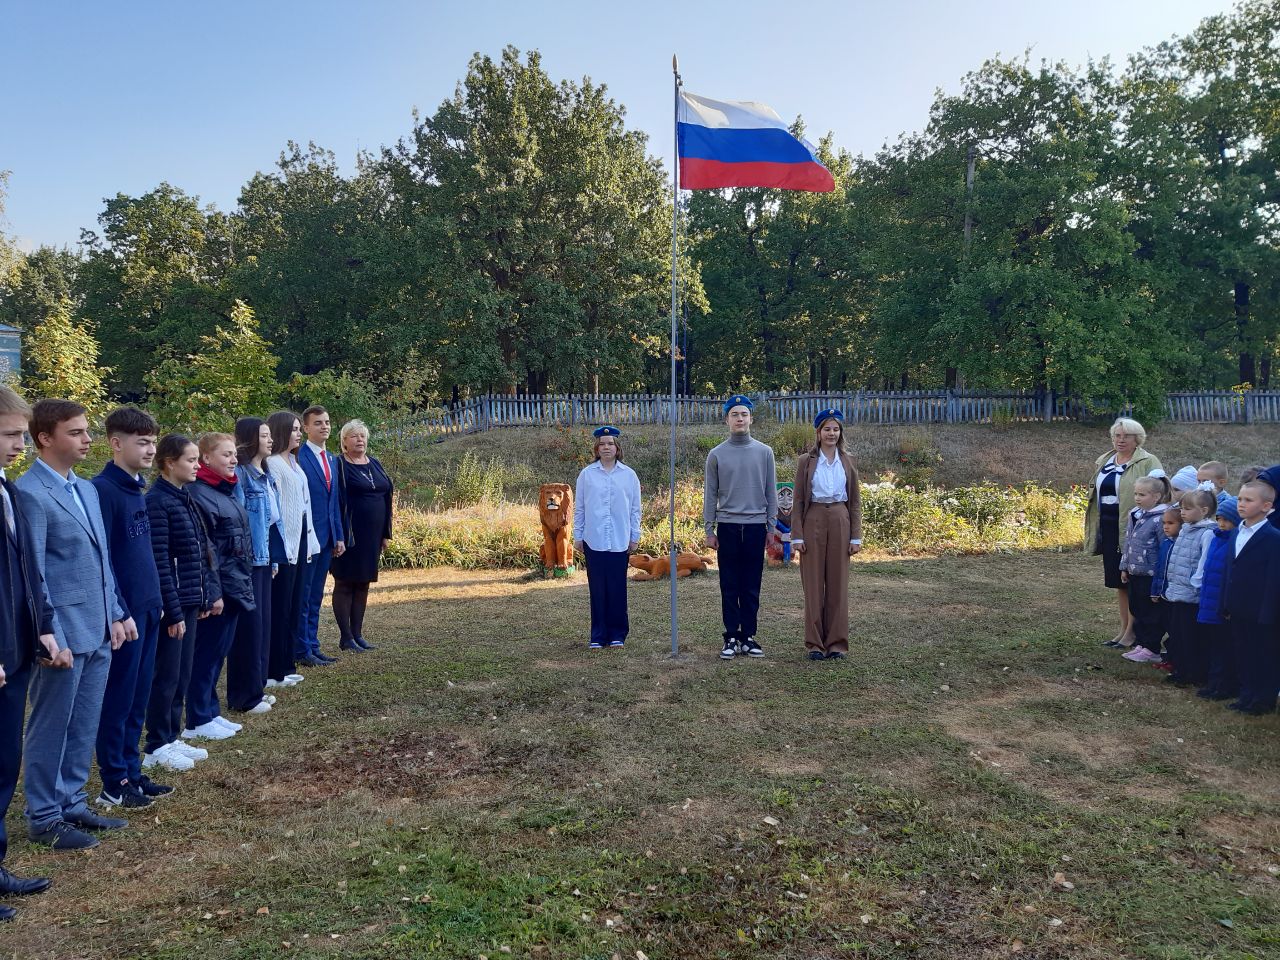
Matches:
[22,298,110,418]
[0,4,1275,418]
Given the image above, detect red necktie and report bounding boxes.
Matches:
[321,451,331,490]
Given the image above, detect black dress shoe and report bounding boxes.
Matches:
[298,654,330,667]
[317,652,339,664]
[354,636,376,651]
[0,867,51,896]
[0,904,15,922]
[807,651,825,661]
[338,638,364,652]
[64,808,127,831]
[826,651,847,661]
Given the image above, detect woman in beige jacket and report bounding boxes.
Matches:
[1083,417,1162,647]
[792,410,863,661]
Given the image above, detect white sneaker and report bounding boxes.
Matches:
[262,694,277,705]
[143,744,195,771]
[183,721,234,741]
[265,679,280,689]
[283,674,304,685]
[213,716,242,732]
[247,701,272,715]
[168,739,209,761]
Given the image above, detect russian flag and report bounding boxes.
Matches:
[677,90,834,193]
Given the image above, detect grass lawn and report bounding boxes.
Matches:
[5,551,1278,959]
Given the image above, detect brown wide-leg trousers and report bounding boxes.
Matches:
[800,502,851,654]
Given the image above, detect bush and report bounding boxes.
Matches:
[435,451,540,508]
[767,422,813,459]
[379,476,1086,570]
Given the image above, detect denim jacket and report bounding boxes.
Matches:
[234,462,282,568]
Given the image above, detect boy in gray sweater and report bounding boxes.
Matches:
[704,395,777,659]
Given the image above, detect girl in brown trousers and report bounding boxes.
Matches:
[791,409,863,661]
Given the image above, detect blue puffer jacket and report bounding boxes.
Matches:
[1164,519,1217,603]
[1120,504,1168,576]
[1196,527,1233,625]
[147,476,216,627]
[234,462,281,568]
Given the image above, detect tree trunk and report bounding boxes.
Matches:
[1236,282,1254,386]
[820,357,830,392]
[1260,354,1271,390]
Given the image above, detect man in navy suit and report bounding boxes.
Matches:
[296,405,346,666]
[0,387,60,920]
[15,400,132,850]
[1221,479,1280,716]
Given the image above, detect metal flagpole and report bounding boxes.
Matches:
[669,55,682,658]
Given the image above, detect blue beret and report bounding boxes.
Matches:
[813,408,844,430]
[593,425,620,438]
[723,394,753,415]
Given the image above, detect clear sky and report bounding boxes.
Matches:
[1,0,1233,251]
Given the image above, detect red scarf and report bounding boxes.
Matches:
[196,463,237,489]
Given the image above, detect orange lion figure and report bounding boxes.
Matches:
[538,482,576,576]
[628,550,716,581]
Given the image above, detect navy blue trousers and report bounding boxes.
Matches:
[1232,619,1280,713]
[716,522,767,642]
[186,600,241,729]
[297,544,332,658]
[96,605,161,787]
[584,546,629,646]
[0,658,31,864]
[144,607,199,753]
[1126,575,1162,652]
[227,566,271,711]
[1165,601,1200,683]
[1199,622,1238,698]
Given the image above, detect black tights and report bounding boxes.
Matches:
[332,579,371,642]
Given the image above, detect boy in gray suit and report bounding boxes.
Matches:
[16,399,133,850]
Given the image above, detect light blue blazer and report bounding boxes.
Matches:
[14,461,124,654]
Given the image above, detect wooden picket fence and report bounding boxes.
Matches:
[383,389,1280,448]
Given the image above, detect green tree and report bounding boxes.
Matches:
[0,245,81,334]
[232,142,385,375]
[22,298,110,417]
[79,183,232,394]
[145,300,280,433]
[381,46,690,395]
[686,129,865,392]
[1120,0,1280,387]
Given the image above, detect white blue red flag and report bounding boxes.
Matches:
[677,90,834,192]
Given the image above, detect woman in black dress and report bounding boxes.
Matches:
[330,420,393,652]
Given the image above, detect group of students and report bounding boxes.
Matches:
[573,397,862,663]
[0,387,392,923]
[1087,421,1280,717]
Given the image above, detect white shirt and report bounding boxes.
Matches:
[793,451,862,547]
[573,460,642,553]
[1235,512,1274,557]
[812,451,847,502]
[0,467,13,536]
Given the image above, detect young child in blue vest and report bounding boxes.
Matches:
[1144,507,1183,669]
[1119,473,1171,664]
[1160,489,1218,686]
[1193,496,1239,700]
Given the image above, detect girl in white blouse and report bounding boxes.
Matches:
[573,426,642,650]
[265,411,320,679]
